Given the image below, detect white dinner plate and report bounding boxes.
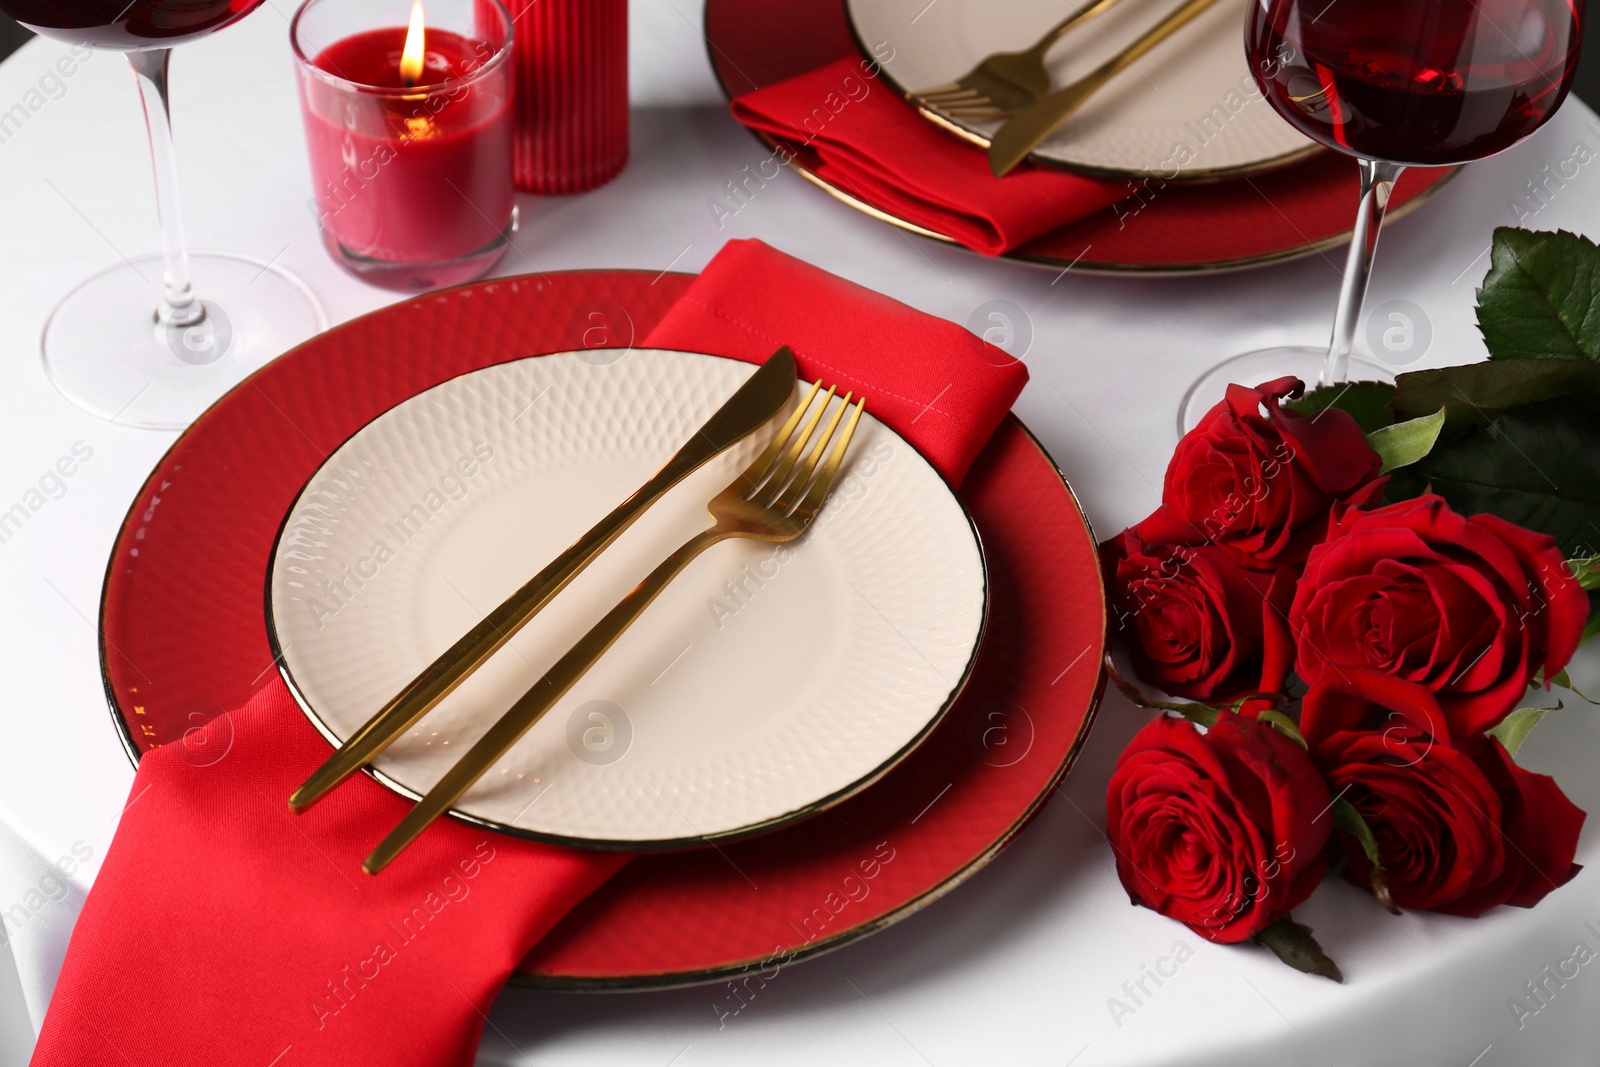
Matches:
[267,349,988,848]
[847,0,1318,179]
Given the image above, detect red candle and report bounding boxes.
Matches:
[293,0,515,289]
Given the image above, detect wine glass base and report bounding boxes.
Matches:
[41,251,326,431]
[1177,346,1395,437]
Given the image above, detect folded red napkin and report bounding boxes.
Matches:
[33,685,627,1067]
[32,240,1027,1066]
[732,57,1125,255]
[645,238,1027,485]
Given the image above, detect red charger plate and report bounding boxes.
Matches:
[703,0,1458,273]
[99,270,1107,988]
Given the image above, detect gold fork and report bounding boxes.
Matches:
[988,0,1224,175]
[363,382,866,873]
[911,0,1128,119]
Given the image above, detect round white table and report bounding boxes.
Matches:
[0,4,1596,1064]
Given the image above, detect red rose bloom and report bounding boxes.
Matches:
[1102,529,1296,700]
[1106,712,1331,943]
[1446,735,1586,917]
[1144,376,1382,570]
[1302,670,1584,916]
[1302,673,1503,910]
[1290,495,1589,735]
[1316,728,1504,910]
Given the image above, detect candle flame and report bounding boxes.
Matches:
[400,0,426,87]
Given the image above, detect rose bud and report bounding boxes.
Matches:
[1290,494,1589,735]
[1142,376,1382,570]
[1302,670,1584,917]
[1106,712,1331,943]
[1102,529,1296,701]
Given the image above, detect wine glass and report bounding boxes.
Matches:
[1177,0,1585,432]
[4,0,325,430]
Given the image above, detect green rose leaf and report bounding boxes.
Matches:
[1570,556,1600,591]
[1286,380,1396,433]
[1255,708,1308,749]
[1388,358,1600,438]
[1366,407,1445,474]
[1486,706,1551,759]
[1254,916,1344,982]
[1476,228,1600,361]
[1543,668,1600,705]
[1333,798,1400,914]
[1384,398,1600,558]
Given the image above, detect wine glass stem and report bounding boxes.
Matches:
[1322,157,1404,386]
[127,48,205,330]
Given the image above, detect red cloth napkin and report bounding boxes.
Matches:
[32,240,1027,1067]
[32,685,628,1067]
[731,58,1125,255]
[645,239,1027,485]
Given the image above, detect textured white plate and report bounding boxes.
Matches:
[268,350,987,847]
[848,0,1317,178]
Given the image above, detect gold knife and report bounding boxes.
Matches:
[287,345,799,812]
[988,0,1224,177]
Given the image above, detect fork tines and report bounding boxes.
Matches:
[915,74,1032,118]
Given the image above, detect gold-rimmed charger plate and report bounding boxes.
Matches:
[98,268,1107,990]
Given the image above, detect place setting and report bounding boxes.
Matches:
[89,234,1109,1004]
[25,0,1107,1044]
[2,0,1597,1062]
[703,0,1460,272]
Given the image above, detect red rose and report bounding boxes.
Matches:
[1302,673,1503,910]
[1145,376,1382,569]
[1106,712,1331,943]
[1103,529,1294,700]
[1290,494,1589,735]
[1302,670,1584,916]
[1446,734,1586,916]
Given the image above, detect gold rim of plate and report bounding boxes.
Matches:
[908,103,1325,183]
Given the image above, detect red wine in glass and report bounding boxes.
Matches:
[1251,0,1582,165]
[2,0,266,49]
[1177,0,1586,432]
[0,0,321,428]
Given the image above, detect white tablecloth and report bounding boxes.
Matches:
[0,3,1597,1064]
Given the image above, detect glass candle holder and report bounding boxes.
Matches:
[292,0,515,291]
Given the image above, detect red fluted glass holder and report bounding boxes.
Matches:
[506,0,629,193]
